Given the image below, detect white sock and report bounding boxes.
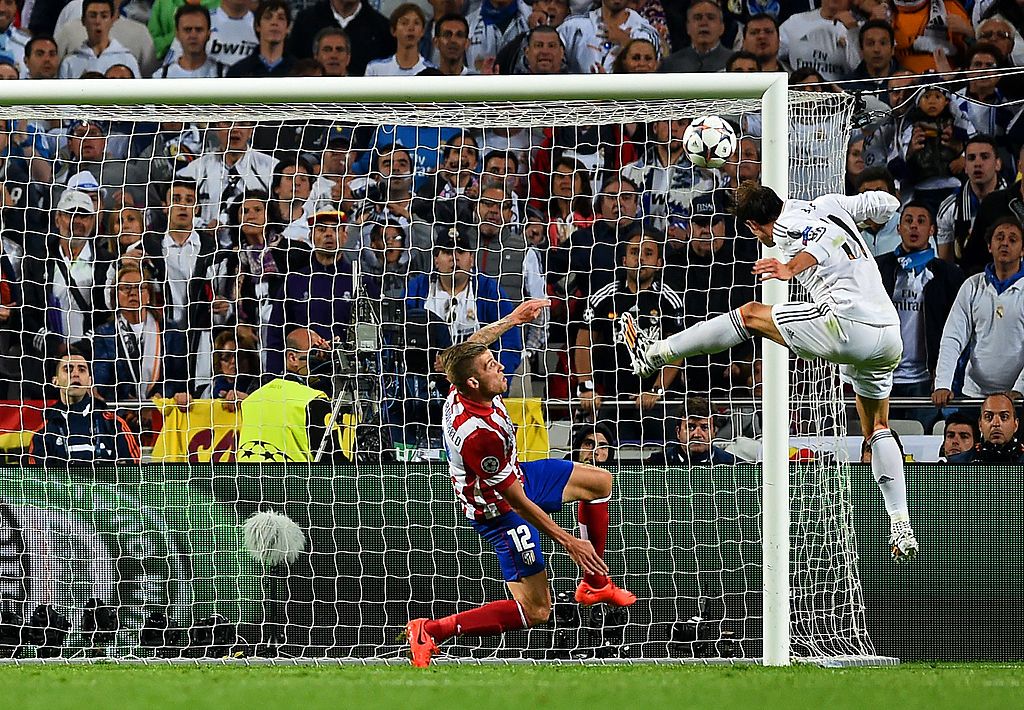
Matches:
[650,309,751,363]
[868,429,909,523]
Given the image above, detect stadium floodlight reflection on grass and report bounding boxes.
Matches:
[0,74,889,666]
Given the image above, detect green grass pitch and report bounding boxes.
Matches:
[2,663,1022,710]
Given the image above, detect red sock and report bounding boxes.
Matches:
[577,500,610,588]
[424,600,528,642]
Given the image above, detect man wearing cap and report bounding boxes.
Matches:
[663,189,756,399]
[22,189,110,361]
[54,120,129,210]
[266,208,372,375]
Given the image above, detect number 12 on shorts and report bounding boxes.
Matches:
[506,524,535,552]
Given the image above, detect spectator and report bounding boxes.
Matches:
[559,0,658,74]
[560,173,641,299]
[662,189,756,399]
[26,347,141,465]
[495,0,570,74]
[365,4,434,76]
[404,233,523,376]
[59,0,142,79]
[99,205,152,283]
[876,201,965,423]
[843,19,902,93]
[196,0,257,68]
[481,149,527,221]
[465,185,528,302]
[237,326,346,462]
[232,191,310,344]
[413,131,481,225]
[724,50,760,72]
[0,0,28,72]
[574,228,682,442]
[938,410,979,459]
[536,155,593,251]
[22,190,108,358]
[52,121,128,211]
[433,13,471,76]
[289,0,394,76]
[268,208,376,375]
[226,0,294,78]
[947,392,1024,463]
[844,132,866,195]
[353,143,417,234]
[951,44,1015,140]
[936,135,1006,263]
[568,422,616,466]
[718,135,761,189]
[269,156,333,244]
[55,0,157,75]
[517,24,565,74]
[147,180,235,397]
[360,220,411,298]
[611,36,657,73]
[891,0,972,75]
[622,118,714,221]
[314,27,352,77]
[778,0,861,81]
[646,398,737,466]
[966,143,1024,275]
[178,120,276,231]
[103,62,136,78]
[147,0,219,60]
[659,0,729,73]
[890,85,969,211]
[466,0,529,73]
[197,328,259,402]
[23,35,60,79]
[973,16,1024,99]
[153,5,227,78]
[934,217,1024,406]
[93,263,183,403]
[740,13,788,74]
[856,167,903,256]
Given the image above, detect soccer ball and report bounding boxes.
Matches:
[682,116,738,169]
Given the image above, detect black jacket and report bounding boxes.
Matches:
[948,437,1024,464]
[287,0,395,76]
[225,52,295,78]
[26,396,140,465]
[646,443,737,466]
[966,181,1024,276]
[876,252,965,375]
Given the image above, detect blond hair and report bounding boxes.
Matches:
[439,342,489,391]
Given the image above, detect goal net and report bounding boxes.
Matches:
[0,77,882,663]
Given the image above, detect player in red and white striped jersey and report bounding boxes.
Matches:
[404,298,636,667]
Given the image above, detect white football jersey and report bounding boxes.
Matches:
[771,191,901,327]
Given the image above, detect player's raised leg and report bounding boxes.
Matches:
[562,462,637,606]
[856,394,918,562]
[621,302,786,378]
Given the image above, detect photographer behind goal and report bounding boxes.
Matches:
[235,327,347,463]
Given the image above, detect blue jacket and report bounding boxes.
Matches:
[27,396,140,465]
[404,272,523,375]
[93,318,187,401]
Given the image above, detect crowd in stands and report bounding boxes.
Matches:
[1,0,1024,463]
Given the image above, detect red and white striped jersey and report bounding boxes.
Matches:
[443,386,523,521]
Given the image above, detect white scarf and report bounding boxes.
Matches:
[117,311,162,400]
[896,0,953,55]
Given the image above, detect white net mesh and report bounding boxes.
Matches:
[0,88,877,662]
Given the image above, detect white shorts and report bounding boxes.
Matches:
[770,302,903,399]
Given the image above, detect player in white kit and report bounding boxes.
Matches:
[623,181,919,562]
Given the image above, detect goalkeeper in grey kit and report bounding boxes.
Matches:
[623,182,919,562]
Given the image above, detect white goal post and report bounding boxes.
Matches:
[0,74,879,666]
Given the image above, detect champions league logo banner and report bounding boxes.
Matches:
[0,468,261,655]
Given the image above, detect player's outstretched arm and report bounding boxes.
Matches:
[467,298,551,347]
[502,479,609,577]
[834,191,901,225]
